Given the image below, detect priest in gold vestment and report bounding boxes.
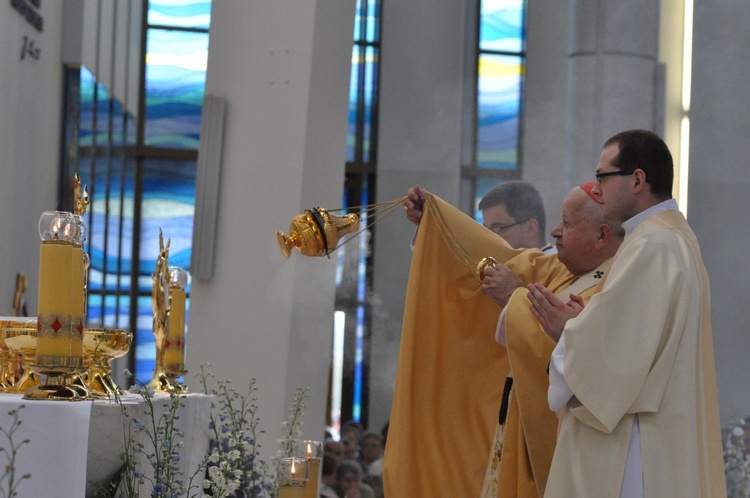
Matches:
[382,191,574,498]
[530,130,726,497]
[481,183,623,498]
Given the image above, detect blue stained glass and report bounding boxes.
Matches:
[480,0,524,53]
[145,29,208,148]
[138,159,196,290]
[477,53,522,169]
[347,47,362,162]
[134,295,157,384]
[148,0,211,29]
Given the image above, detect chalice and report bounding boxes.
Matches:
[0,317,33,390]
[82,328,132,398]
[2,319,42,393]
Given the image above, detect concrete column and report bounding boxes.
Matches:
[369,0,469,432]
[689,0,750,425]
[186,0,355,455]
[566,0,663,185]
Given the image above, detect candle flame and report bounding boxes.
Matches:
[307,442,312,458]
[291,458,296,477]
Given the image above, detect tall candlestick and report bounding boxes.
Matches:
[37,212,80,362]
[165,286,185,369]
[165,266,188,374]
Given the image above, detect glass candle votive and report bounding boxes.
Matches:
[300,440,323,498]
[278,457,308,498]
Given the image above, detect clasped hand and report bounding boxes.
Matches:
[527,283,584,343]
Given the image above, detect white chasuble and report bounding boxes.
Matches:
[545,210,726,497]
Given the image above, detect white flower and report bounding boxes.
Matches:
[732,426,744,437]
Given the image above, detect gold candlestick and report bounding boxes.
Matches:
[147,230,180,392]
[25,211,89,400]
[164,266,189,392]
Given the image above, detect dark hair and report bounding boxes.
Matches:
[477,181,546,234]
[604,129,673,198]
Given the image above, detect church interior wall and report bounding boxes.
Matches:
[0,1,746,460]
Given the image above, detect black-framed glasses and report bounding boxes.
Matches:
[595,169,634,185]
[488,219,528,235]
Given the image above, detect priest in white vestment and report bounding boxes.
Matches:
[528,130,726,497]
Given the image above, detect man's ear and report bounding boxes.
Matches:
[632,169,647,193]
[525,218,540,241]
[595,223,611,249]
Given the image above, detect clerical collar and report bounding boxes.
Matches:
[622,198,679,237]
[540,242,556,254]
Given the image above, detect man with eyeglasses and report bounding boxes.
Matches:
[405,180,553,253]
[528,129,726,497]
[399,181,621,498]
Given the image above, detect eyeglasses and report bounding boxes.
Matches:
[595,169,634,185]
[488,219,528,235]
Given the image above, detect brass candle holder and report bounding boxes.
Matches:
[164,266,189,393]
[26,211,89,401]
[147,230,181,393]
[82,328,132,398]
[0,317,37,391]
[2,319,41,393]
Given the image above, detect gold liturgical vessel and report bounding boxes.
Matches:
[147,230,182,393]
[82,328,133,397]
[276,192,498,284]
[276,197,408,259]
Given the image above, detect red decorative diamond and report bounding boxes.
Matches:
[165,339,172,348]
[52,319,62,334]
[77,321,84,336]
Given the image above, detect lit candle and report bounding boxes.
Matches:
[70,214,87,349]
[165,266,188,372]
[302,440,322,498]
[278,457,307,498]
[37,212,81,362]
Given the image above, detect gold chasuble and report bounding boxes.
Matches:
[382,193,572,498]
[482,260,610,498]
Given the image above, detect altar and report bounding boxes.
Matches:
[0,391,213,498]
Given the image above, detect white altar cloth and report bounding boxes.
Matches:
[0,391,213,498]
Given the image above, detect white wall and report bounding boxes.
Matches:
[0,2,64,316]
[185,0,356,455]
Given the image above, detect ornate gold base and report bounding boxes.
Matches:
[23,370,92,401]
[23,383,90,401]
[146,371,184,393]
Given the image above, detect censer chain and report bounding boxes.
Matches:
[325,196,408,254]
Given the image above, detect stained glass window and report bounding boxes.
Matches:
[336,0,381,431]
[469,0,526,217]
[62,1,209,385]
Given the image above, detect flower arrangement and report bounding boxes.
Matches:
[198,364,275,498]
[91,374,207,498]
[0,405,31,498]
[724,416,750,498]
[197,365,312,498]
[277,387,311,461]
